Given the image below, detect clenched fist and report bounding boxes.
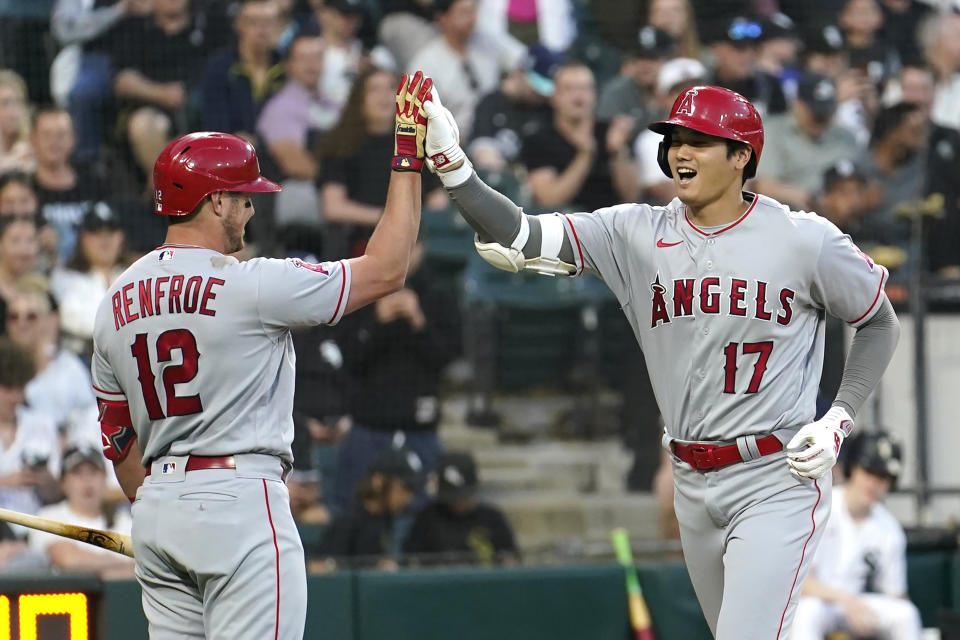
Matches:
[786,406,854,481]
[392,71,433,172]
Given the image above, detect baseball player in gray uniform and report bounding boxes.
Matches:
[90,72,434,639]
[419,85,901,639]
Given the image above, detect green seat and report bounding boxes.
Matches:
[352,564,629,640]
[306,572,355,640]
[636,562,713,640]
[906,550,954,627]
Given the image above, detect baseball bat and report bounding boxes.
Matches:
[611,527,657,640]
[0,507,134,558]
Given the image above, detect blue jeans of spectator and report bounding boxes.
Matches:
[330,425,444,521]
[68,52,112,162]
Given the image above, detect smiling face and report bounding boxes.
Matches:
[666,127,751,208]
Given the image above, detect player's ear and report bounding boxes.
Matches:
[209,191,227,217]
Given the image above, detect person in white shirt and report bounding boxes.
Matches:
[28,446,134,579]
[792,431,921,640]
[50,206,127,359]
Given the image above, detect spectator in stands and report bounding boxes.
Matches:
[50,207,126,359]
[753,72,859,211]
[200,0,285,140]
[468,44,556,171]
[838,0,900,88]
[378,0,439,71]
[408,0,525,139]
[878,0,931,65]
[272,0,310,56]
[855,102,927,253]
[331,244,454,514]
[520,61,639,212]
[320,447,422,570]
[405,452,519,567]
[793,432,921,640]
[7,280,101,449]
[647,0,700,60]
[0,217,39,306]
[756,13,801,90]
[27,446,134,579]
[814,160,869,233]
[319,68,398,259]
[256,35,325,227]
[476,0,575,50]
[0,70,33,175]
[802,24,849,81]
[0,338,60,535]
[30,106,112,264]
[308,0,394,133]
[920,9,960,131]
[706,16,787,118]
[597,26,676,125]
[50,0,153,162]
[111,0,212,184]
[0,172,38,218]
[633,57,707,205]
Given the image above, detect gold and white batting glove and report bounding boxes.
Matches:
[786,406,854,481]
[422,86,471,187]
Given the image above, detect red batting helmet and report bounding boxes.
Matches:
[648,85,764,180]
[153,132,281,216]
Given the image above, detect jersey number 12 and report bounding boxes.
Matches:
[130,330,204,419]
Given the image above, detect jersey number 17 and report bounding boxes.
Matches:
[130,329,204,419]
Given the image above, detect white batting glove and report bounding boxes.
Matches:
[785,406,854,481]
[422,87,470,186]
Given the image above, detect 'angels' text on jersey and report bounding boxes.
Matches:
[650,274,795,328]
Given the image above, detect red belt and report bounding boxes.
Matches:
[670,435,783,471]
[145,455,236,476]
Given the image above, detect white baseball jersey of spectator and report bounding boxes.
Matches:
[0,407,59,535]
[26,349,99,433]
[28,501,132,557]
[51,266,124,348]
[792,485,922,640]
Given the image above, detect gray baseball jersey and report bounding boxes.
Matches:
[561,193,887,442]
[559,192,888,639]
[90,243,351,640]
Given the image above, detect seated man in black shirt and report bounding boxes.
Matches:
[111,0,212,184]
[520,60,639,213]
[404,452,519,567]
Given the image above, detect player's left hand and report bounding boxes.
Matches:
[422,85,466,174]
[785,406,854,481]
[392,70,433,172]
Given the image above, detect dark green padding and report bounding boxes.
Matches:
[906,550,954,628]
[353,564,630,640]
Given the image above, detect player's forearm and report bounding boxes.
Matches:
[531,153,592,208]
[832,296,900,417]
[112,441,146,502]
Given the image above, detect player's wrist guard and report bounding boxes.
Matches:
[392,71,432,173]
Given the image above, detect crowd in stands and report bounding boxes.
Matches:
[0,0,953,580]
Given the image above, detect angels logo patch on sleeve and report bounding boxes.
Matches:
[292,258,330,275]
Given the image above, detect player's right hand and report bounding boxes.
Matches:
[392,71,433,172]
[422,86,467,174]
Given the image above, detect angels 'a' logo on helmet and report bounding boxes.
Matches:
[676,90,698,116]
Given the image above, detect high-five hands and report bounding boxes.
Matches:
[392,71,433,172]
[422,87,467,175]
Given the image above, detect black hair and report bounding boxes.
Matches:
[725,140,756,184]
[869,102,923,148]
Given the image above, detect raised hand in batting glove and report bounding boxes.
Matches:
[421,86,469,183]
[786,406,854,481]
[392,71,433,172]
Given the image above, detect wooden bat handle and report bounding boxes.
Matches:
[0,506,134,558]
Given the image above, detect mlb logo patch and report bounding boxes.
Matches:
[161,462,177,474]
[158,249,175,261]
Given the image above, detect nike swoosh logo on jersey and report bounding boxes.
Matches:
[656,238,683,248]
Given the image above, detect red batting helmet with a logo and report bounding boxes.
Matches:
[153,132,281,216]
[648,85,764,179]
